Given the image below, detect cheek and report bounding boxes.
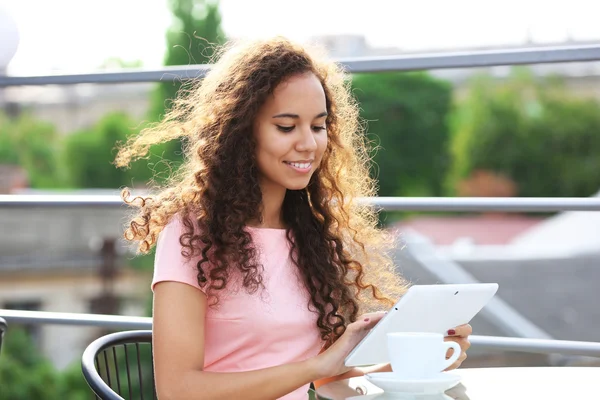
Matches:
[255,136,287,174]
[316,135,328,160]
[255,134,279,160]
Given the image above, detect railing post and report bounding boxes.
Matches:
[90,238,119,316]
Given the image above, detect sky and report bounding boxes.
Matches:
[1,0,600,75]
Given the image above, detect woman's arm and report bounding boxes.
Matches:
[153,282,386,400]
[153,281,324,400]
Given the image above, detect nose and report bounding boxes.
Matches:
[295,125,318,152]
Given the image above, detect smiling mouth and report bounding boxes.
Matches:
[284,161,313,169]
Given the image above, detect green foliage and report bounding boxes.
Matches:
[56,363,94,400]
[0,327,154,400]
[99,57,144,70]
[147,0,226,167]
[63,112,133,188]
[449,67,600,197]
[128,249,156,271]
[0,327,62,399]
[0,112,64,188]
[150,0,225,121]
[61,112,181,188]
[352,72,453,197]
[52,1,228,191]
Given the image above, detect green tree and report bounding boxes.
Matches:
[0,327,113,399]
[352,72,453,197]
[0,327,62,400]
[0,112,63,188]
[99,57,144,70]
[63,112,135,188]
[57,363,94,400]
[62,112,181,189]
[448,67,600,197]
[150,0,225,121]
[146,0,226,170]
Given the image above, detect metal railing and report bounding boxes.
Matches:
[0,309,151,330]
[1,309,600,358]
[2,43,600,87]
[1,194,600,211]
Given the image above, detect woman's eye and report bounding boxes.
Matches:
[276,125,294,133]
[312,126,326,132]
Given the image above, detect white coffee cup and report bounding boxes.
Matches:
[386,332,462,380]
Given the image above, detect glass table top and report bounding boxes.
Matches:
[315,367,599,400]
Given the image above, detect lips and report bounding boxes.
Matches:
[285,161,312,169]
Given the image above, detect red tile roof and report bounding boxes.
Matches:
[0,165,28,194]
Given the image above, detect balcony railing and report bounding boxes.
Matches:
[1,309,600,359]
[2,43,600,86]
[1,194,600,211]
[1,43,600,363]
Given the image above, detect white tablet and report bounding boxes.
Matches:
[344,283,499,367]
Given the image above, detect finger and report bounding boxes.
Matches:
[445,344,470,359]
[445,352,467,371]
[347,312,385,333]
[447,324,472,337]
[446,347,453,358]
[445,338,470,361]
[359,311,387,327]
[362,311,387,321]
[444,337,471,351]
[360,313,385,329]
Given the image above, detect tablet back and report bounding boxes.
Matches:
[344,283,498,367]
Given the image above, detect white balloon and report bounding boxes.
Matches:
[0,6,21,69]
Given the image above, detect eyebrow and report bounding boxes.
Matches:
[272,112,328,119]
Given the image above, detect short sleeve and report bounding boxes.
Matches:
[151,214,204,293]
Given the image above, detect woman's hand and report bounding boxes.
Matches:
[313,312,386,379]
[444,323,472,370]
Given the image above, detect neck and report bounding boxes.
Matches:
[253,180,287,229]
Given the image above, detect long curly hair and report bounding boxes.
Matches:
[115,37,408,345]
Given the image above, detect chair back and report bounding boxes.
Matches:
[0,317,6,354]
[81,330,156,400]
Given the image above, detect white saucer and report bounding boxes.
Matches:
[364,372,461,395]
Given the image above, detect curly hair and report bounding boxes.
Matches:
[115,37,408,345]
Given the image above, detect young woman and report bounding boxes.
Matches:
[115,37,471,400]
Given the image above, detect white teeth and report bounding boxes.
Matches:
[288,162,311,169]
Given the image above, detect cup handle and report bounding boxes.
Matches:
[441,341,462,371]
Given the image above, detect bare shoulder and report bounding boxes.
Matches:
[153,281,208,374]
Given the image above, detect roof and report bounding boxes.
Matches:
[394,214,544,246]
[459,255,600,343]
[509,191,600,258]
[393,240,600,344]
[0,164,28,194]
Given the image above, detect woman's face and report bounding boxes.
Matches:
[253,72,328,193]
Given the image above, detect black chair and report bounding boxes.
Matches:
[0,317,7,354]
[82,330,156,400]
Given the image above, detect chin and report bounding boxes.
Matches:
[282,176,313,191]
[285,182,310,191]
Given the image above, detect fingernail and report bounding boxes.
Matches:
[364,318,370,322]
[447,329,456,336]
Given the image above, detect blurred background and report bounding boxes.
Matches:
[1,0,599,398]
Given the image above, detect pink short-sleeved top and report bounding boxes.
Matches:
[151,215,324,400]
